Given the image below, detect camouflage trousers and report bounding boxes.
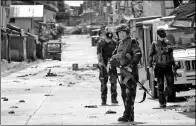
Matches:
[98,65,118,99]
[120,74,138,120]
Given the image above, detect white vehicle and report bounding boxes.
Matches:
[127,15,195,101]
[91,29,101,46]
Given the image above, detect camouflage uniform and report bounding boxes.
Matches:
[149,28,175,106]
[97,35,118,105]
[111,24,142,122]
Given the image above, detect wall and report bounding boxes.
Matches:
[143,1,162,17]
[69,16,82,26]
[143,1,174,17]
[11,18,32,33]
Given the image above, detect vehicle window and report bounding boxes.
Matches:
[92,31,99,36]
[47,44,61,51]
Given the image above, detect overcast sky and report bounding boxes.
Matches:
[64,1,83,6]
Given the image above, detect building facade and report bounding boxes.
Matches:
[81,0,175,25]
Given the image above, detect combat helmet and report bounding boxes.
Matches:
[157,28,166,38]
[116,24,130,33]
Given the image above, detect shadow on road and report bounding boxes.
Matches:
[177,112,195,119]
[111,121,147,125]
[147,95,195,103]
[99,104,121,107]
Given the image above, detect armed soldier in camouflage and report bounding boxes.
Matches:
[149,28,176,108]
[109,24,142,122]
[97,30,118,105]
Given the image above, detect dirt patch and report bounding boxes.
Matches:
[179,97,196,112]
[1,60,44,77]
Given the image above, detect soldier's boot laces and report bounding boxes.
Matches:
[111,96,118,104]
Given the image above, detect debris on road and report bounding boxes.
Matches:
[59,84,63,86]
[46,69,57,77]
[10,106,18,108]
[106,110,117,114]
[17,73,37,77]
[88,115,97,118]
[25,89,30,91]
[17,74,29,77]
[92,64,99,69]
[69,82,75,85]
[3,98,8,101]
[19,100,25,103]
[13,80,21,83]
[1,97,7,100]
[72,64,78,70]
[8,111,15,114]
[84,105,98,108]
[44,94,54,96]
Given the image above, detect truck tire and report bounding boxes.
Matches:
[165,86,176,102]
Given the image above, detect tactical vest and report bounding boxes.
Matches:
[153,40,174,68]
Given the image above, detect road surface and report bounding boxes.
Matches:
[1,35,195,125]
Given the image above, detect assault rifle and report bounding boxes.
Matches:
[109,58,154,103]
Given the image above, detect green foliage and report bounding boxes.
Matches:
[57,25,66,37]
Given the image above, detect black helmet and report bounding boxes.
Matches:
[157,28,166,38]
[116,24,130,33]
[105,31,113,39]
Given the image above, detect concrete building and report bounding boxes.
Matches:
[1,0,11,28]
[81,1,175,25]
[9,1,58,35]
[82,1,111,25]
[9,5,44,34]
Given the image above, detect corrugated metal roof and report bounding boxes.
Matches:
[10,5,44,18]
[169,1,195,19]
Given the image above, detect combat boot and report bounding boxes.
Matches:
[111,96,118,104]
[118,116,129,122]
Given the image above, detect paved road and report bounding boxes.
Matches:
[1,35,195,125]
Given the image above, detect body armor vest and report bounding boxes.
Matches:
[153,40,174,67]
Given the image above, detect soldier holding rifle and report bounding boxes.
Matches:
[97,29,118,105]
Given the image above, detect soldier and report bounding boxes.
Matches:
[97,30,118,105]
[149,28,176,108]
[109,24,142,122]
